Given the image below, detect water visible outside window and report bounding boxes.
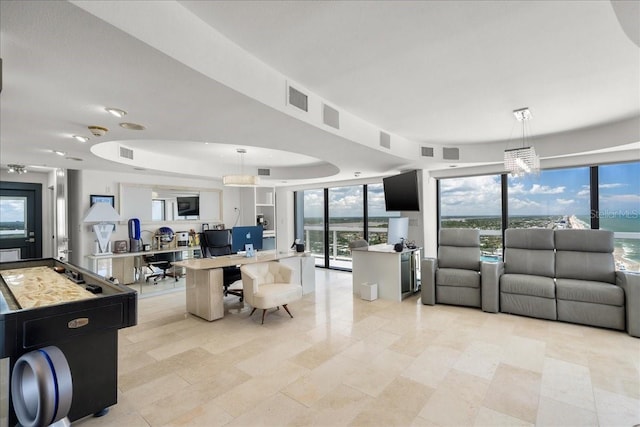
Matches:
[0,196,28,238]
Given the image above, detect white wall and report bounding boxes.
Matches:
[68,170,240,269]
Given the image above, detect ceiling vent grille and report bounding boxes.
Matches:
[379,132,391,149]
[258,168,271,176]
[443,147,460,160]
[322,104,340,129]
[421,147,434,157]
[119,145,134,160]
[288,86,308,112]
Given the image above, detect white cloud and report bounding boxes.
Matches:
[577,185,590,197]
[509,198,541,210]
[440,175,502,216]
[599,183,625,189]
[530,184,565,194]
[556,198,574,205]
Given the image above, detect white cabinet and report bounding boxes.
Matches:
[240,187,276,247]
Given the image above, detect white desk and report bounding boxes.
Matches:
[352,244,421,301]
[86,246,201,284]
[174,251,314,321]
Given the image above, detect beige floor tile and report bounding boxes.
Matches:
[289,384,372,426]
[342,349,414,397]
[350,376,434,426]
[502,335,546,373]
[290,333,355,370]
[593,386,640,427]
[540,357,595,411]
[234,337,312,376]
[418,370,490,426]
[282,354,362,407]
[536,397,598,427]
[401,344,462,388]
[226,392,308,426]
[473,406,532,426]
[453,340,503,380]
[389,327,440,357]
[482,363,542,423]
[122,373,191,411]
[212,361,308,417]
[163,399,233,427]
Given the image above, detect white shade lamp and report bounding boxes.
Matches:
[83,202,121,255]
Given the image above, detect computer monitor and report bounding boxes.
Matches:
[231,225,263,253]
[387,217,409,245]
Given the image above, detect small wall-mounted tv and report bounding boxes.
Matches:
[177,196,199,216]
[383,170,420,211]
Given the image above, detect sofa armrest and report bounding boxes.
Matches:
[481,261,503,313]
[421,258,437,305]
[617,271,640,338]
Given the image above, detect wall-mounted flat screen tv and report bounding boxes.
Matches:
[383,170,420,211]
[177,196,199,216]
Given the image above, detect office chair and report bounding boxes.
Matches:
[200,229,243,301]
[144,251,183,283]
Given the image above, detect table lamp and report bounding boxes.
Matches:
[83,202,121,255]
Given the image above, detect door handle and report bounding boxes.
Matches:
[25,238,35,243]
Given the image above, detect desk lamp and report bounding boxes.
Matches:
[83,202,121,255]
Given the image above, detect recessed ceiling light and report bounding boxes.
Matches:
[105,107,127,118]
[119,122,145,131]
[88,125,108,137]
[53,150,66,156]
[72,135,90,143]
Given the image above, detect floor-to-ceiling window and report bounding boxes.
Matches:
[297,182,395,270]
[302,189,325,267]
[598,162,640,272]
[439,175,503,260]
[508,166,590,229]
[328,186,364,269]
[437,161,639,272]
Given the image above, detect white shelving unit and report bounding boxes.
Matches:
[240,186,276,248]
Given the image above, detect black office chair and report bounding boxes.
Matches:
[144,251,183,283]
[200,230,243,301]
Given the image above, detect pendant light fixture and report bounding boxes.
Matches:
[504,107,540,176]
[223,148,260,186]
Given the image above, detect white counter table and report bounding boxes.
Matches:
[351,244,421,301]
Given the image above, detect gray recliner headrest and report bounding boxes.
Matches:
[505,228,554,250]
[555,229,614,253]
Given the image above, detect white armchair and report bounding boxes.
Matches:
[240,261,303,324]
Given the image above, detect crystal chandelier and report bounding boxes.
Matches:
[504,108,540,177]
[223,148,260,187]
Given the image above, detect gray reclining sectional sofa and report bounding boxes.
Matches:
[422,228,639,338]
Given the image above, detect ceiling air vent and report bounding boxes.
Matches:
[119,145,134,160]
[288,86,308,112]
[323,104,340,129]
[380,132,391,149]
[421,147,434,157]
[443,147,460,160]
[258,168,271,176]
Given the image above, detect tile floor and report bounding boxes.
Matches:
[76,269,640,426]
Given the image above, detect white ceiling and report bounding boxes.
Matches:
[1,0,638,185]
